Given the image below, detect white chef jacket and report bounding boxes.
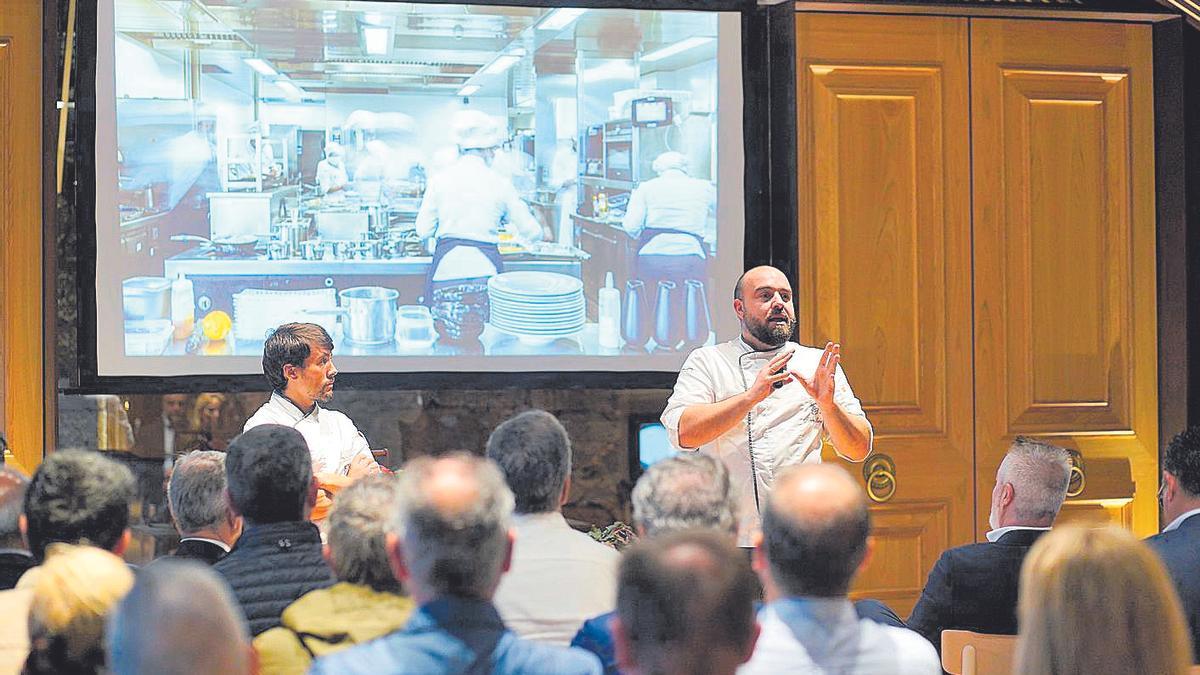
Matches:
[622,169,716,258]
[661,338,872,546]
[415,154,542,281]
[243,391,373,476]
[316,159,348,198]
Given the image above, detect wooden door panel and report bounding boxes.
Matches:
[971,19,1158,535]
[797,13,973,615]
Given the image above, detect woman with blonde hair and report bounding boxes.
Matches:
[184,392,229,453]
[22,544,135,674]
[1016,523,1193,675]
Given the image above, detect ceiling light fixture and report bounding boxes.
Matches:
[243,57,279,77]
[641,37,715,63]
[480,53,521,76]
[362,26,391,55]
[536,8,587,32]
[277,80,305,100]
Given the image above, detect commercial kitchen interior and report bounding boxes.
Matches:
[111,1,723,356]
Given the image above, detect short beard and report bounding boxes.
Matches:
[745,315,795,348]
[315,387,335,403]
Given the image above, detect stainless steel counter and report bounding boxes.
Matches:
[163,249,581,277]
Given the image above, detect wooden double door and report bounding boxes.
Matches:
[796,12,1160,615]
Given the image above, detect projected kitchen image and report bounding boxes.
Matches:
[113,2,724,358]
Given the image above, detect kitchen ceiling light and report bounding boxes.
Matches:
[480,53,521,76]
[362,26,391,55]
[244,57,279,77]
[277,80,305,100]
[457,84,481,96]
[537,8,587,32]
[641,37,715,63]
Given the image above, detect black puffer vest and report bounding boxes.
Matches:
[214,521,335,636]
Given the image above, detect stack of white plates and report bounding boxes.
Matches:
[488,272,585,342]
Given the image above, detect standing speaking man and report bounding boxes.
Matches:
[244,323,382,520]
[661,265,872,546]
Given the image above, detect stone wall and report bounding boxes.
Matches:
[58,387,673,528]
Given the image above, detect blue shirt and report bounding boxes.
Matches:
[311,596,603,675]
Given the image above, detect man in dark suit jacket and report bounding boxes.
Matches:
[907,437,1071,652]
[167,450,241,565]
[0,468,33,589]
[1146,426,1200,658]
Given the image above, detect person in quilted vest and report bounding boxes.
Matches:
[214,424,334,636]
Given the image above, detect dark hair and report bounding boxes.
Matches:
[23,451,135,560]
[1164,426,1200,496]
[733,270,749,301]
[261,323,333,391]
[617,530,758,673]
[762,483,870,597]
[224,425,312,525]
[485,410,571,514]
[327,475,403,593]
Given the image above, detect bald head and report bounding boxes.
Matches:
[107,560,251,675]
[734,265,790,302]
[761,464,870,597]
[391,454,515,600]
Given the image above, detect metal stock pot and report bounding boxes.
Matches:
[306,286,399,345]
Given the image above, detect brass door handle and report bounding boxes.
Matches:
[1066,450,1085,498]
[863,454,897,503]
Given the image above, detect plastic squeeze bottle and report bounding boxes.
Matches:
[599,272,621,349]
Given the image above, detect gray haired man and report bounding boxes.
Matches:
[571,453,739,671]
[167,451,241,564]
[907,437,1071,652]
[310,454,602,674]
[108,560,254,675]
[488,410,620,645]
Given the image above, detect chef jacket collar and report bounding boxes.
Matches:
[271,390,320,423]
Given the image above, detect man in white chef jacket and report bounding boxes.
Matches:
[415,110,542,301]
[315,142,349,204]
[660,265,873,547]
[243,322,382,522]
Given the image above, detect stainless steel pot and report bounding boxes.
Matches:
[122,276,171,320]
[306,286,399,345]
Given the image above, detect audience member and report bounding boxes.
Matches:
[1148,425,1200,656]
[181,393,230,453]
[213,425,334,636]
[21,450,136,564]
[107,559,253,675]
[907,437,1070,650]
[310,454,602,674]
[571,453,737,670]
[23,544,134,675]
[487,410,620,644]
[0,469,33,589]
[166,450,241,564]
[612,530,758,675]
[1016,523,1192,674]
[741,464,939,674]
[255,474,414,674]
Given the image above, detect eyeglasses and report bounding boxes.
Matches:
[1158,480,1167,504]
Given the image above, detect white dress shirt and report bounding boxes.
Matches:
[415,154,542,281]
[1163,508,1200,533]
[243,391,372,476]
[739,598,940,675]
[662,339,871,546]
[162,414,176,457]
[621,169,715,258]
[984,525,1051,542]
[492,511,621,646]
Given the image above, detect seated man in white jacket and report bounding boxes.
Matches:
[244,322,382,521]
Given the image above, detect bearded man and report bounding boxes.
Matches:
[660,265,873,547]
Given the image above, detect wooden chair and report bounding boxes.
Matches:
[941,630,1018,675]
